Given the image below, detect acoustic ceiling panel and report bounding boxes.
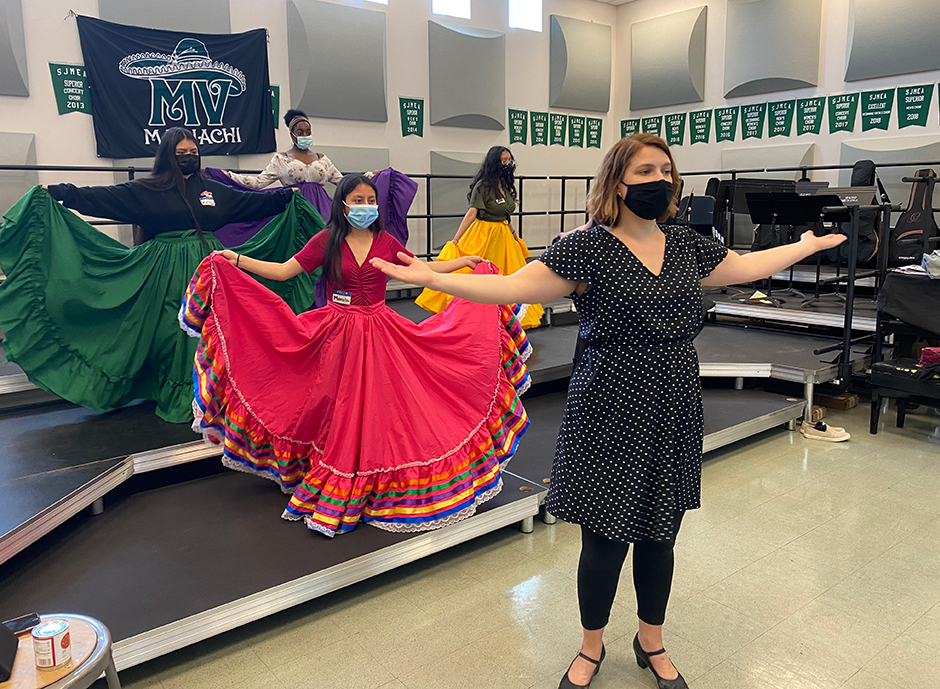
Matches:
[630,6,706,111]
[428,21,505,130]
[724,0,821,98]
[549,15,612,113]
[721,142,816,180]
[845,0,940,81]
[288,0,388,123]
[840,135,940,212]
[98,0,231,32]
[0,0,28,96]
[0,132,36,215]
[429,151,483,249]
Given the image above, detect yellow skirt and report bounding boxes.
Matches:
[415,219,544,329]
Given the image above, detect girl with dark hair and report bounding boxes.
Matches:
[416,145,544,328]
[179,174,533,536]
[0,127,321,423]
[223,110,384,188]
[371,134,846,688]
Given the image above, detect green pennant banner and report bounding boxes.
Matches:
[270,85,280,128]
[827,93,859,133]
[399,97,424,137]
[568,115,585,147]
[897,84,933,129]
[796,97,825,135]
[621,119,640,138]
[641,115,662,136]
[586,118,602,148]
[689,110,711,144]
[531,112,549,145]
[49,63,91,115]
[550,113,568,145]
[509,109,528,144]
[860,89,894,131]
[768,100,795,137]
[741,103,766,139]
[664,113,686,146]
[715,106,739,142]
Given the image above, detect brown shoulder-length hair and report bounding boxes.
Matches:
[586,133,682,227]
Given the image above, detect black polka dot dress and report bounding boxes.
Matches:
[539,225,729,543]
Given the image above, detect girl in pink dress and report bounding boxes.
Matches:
[180,174,532,536]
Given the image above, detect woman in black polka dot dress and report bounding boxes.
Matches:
[372,134,846,689]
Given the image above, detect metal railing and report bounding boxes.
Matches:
[3,159,938,259]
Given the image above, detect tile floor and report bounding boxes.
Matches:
[112,401,940,689]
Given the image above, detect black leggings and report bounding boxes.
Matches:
[577,512,684,630]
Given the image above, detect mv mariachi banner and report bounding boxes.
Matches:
[75,15,275,159]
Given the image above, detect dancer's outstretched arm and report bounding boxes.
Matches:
[217,250,304,282]
[371,253,578,305]
[427,256,484,273]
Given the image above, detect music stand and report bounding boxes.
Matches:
[745,192,835,304]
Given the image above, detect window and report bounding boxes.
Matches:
[509,0,541,31]
[433,0,470,20]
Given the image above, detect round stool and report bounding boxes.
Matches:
[0,614,120,689]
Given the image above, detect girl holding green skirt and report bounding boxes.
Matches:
[0,127,322,423]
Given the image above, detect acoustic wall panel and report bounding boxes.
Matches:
[0,133,36,216]
[630,7,706,111]
[0,0,28,96]
[430,151,483,250]
[723,0,821,98]
[288,0,388,123]
[845,0,940,81]
[98,0,231,32]
[314,145,390,186]
[428,22,505,130]
[549,15,611,113]
[721,143,816,180]
[840,135,940,213]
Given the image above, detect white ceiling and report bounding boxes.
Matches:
[591,0,638,5]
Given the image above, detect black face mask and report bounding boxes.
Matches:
[620,179,673,220]
[176,154,200,176]
[499,163,516,177]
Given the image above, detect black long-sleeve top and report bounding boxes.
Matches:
[47,175,293,241]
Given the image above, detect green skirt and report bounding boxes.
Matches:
[0,187,323,423]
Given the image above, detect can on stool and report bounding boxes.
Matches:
[32,619,71,670]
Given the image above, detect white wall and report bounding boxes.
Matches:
[616,0,940,195]
[0,0,619,247]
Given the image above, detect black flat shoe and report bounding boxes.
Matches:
[633,634,688,689]
[558,644,605,689]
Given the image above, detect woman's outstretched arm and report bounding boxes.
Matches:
[217,250,304,282]
[371,253,578,305]
[703,231,846,286]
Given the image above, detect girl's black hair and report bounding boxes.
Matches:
[284,108,309,131]
[467,145,516,203]
[322,174,382,286]
[134,126,208,249]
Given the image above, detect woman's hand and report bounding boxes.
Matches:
[799,230,847,253]
[464,255,484,270]
[370,253,438,288]
[216,249,239,267]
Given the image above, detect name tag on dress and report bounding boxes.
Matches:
[332,290,352,305]
[199,191,215,207]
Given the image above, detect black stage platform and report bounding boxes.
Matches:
[0,467,543,669]
[710,288,878,331]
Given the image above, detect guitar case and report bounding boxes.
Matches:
[827,160,881,265]
[888,168,938,266]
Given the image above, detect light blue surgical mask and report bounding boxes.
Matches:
[345,202,379,229]
[295,135,313,150]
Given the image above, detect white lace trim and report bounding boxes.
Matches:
[178,304,202,339]
[221,455,295,494]
[367,478,504,533]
